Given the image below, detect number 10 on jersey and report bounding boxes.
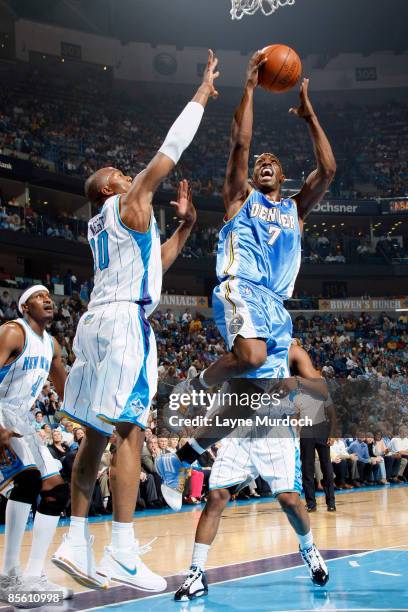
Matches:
[90,230,110,271]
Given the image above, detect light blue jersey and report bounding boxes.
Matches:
[216,190,301,299]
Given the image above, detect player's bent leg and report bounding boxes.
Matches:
[52,427,109,589]
[175,488,231,601]
[0,470,42,604]
[157,377,266,511]
[96,422,166,592]
[277,492,329,587]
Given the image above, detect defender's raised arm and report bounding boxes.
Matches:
[121,50,219,231]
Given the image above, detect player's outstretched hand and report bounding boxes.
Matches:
[201,49,220,99]
[246,50,267,89]
[0,426,22,464]
[170,179,197,226]
[289,78,316,120]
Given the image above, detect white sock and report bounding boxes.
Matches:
[25,512,59,576]
[111,521,135,552]
[191,542,210,571]
[189,438,206,455]
[298,530,314,551]
[68,516,89,545]
[3,500,31,574]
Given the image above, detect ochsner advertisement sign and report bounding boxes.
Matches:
[311,200,379,215]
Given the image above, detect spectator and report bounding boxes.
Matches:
[48,429,70,461]
[330,438,356,489]
[390,426,408,481]
[348,433,382,485]
[34,411,45,430]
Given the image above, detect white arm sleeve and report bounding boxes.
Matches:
[159,101,204,164]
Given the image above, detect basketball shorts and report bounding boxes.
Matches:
[62,302,158,436]
[209,432,302,496]
[213,278,292,378]
[0,430,61,491]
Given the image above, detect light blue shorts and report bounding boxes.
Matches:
[213,278,292,379]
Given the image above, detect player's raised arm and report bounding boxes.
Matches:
[290,79,336,220]
[49,337,67,400]
[120,50,219,230]
[223,51,266,219]
[161,180,197,273]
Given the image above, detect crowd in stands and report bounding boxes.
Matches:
[303,229,408,265]
[1,185,407,265]
[1,289,407,520]
[0,190,88,242]
[0,64,407,200]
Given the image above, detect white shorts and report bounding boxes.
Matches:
[209,432,302,496]
[62,302,158,436]
[0,432,61,491]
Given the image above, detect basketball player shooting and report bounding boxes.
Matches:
[156,49,336,510]
[174,343,329,601]
[0,286,71,603]
[51,50,219,592]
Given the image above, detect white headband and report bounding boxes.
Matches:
[18,285,49,314]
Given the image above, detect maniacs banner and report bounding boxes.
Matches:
[319,298,408,311]
[160,294,208,308]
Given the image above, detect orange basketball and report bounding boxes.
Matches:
[258,44,302,93]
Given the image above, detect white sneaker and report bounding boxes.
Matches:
[0,573,23,606]
[52,534,109,589]
[300,544,329,586]
[22,574,74,600]
[96,541,167,592]
[155,453,189,511]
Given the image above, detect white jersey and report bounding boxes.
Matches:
[0,319,54,433]
[88,195,162,316]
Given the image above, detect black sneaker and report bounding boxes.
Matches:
[300,544,329,587]
[174,566,208,601]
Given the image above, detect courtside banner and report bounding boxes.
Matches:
[160,294,208,308]
[318,298,408,311]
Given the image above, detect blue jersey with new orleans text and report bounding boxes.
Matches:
[216,190,301,299]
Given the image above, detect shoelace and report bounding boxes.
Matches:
[137,537,157,556]
[180,567,200,589]
[303,546,321,571]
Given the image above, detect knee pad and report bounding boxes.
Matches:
[10,470,42,505]
[38,482,70,516]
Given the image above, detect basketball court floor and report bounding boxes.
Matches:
[0,485,407,611]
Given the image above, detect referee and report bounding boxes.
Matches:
[298,388,336,512]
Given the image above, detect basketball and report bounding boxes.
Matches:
[259,44,302,93]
